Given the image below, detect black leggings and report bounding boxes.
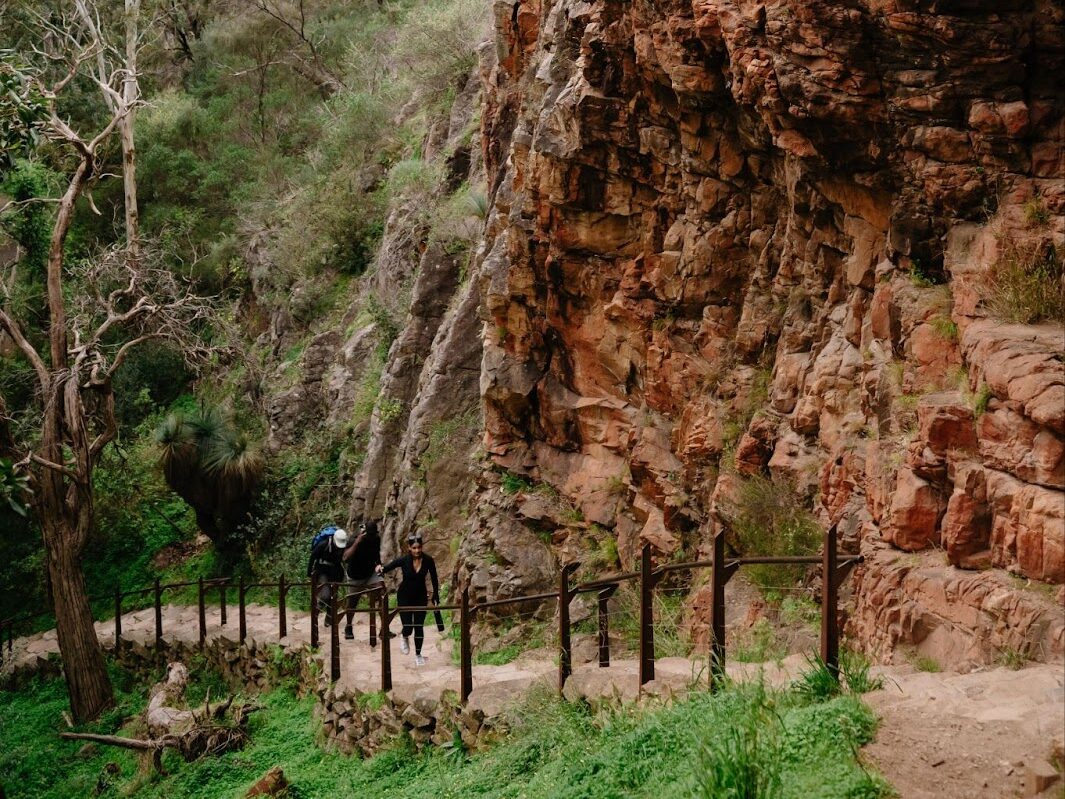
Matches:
[399,610,427,655]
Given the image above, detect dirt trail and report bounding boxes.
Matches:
[863,663,1065,799]
[3,605,1063,796]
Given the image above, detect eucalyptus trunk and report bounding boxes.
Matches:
[36,375,114,723]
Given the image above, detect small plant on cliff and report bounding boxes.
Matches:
[1023,198,1051,228]
[929,315,958,342]
[972,382,993,416]
[995,646,1030,671]
[986,238,1065,324]
[910,654,941,673]
[500,471,534,495]
[906,258,940,288]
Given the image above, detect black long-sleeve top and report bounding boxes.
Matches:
[344,533,381,580]
[381,553,439,605]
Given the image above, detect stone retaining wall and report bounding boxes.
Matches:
[2,633,492,757]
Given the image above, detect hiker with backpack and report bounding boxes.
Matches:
[341,519,383,640]
[307,526,349,625]
[375,532,439,667]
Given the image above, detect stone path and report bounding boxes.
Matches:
[3,604,1063,798]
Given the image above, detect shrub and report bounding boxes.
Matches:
[1023,198,1050,228]
[723,476,822,593]
[733,618,785,664]
[391,0,490,108]
[911,654,941,673]
[972,382,993,416]
[987,239,1065,324]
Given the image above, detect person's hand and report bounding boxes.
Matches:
[375,564,383,574]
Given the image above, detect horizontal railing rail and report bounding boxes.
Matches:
[1,525,861,706]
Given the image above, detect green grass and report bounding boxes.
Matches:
[911,655,941,673]
[0,668,892,799]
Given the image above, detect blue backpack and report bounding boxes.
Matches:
[310,525,338,552]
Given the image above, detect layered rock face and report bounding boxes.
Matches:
[465,0,1064,665]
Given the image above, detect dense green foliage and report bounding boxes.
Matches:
[0,666,890,799]
[0,0,490,626]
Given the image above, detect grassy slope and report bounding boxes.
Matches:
[0,665,890,799]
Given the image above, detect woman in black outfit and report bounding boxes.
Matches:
[376,533,439,666]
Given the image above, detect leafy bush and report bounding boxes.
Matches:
[733,618,785,664]
[391,0,490,109]
[500,471,534,495]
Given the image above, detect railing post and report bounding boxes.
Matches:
[153,578,163,649]
[219,580,227,627]
[310,574,319,648]
[368,587,377,648]
[114,588,122,654]
[460,587,472,704]
[330,583,341,681]
[238,575,247,645]
[820,525,839,680]
[558,562,579,693]
[710,531,727,690]
[197,578,206,650]
[380,588,392,693]
[639,544,655,687]
[278,574,287,640]
[598,584,618,668]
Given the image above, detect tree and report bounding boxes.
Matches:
[250,0,344,98]
[0,0,220,722]
[155,405,264,558]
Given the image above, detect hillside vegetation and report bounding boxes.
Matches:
[0,0,488,620]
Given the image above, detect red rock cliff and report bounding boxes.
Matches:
[459,0,1063,666]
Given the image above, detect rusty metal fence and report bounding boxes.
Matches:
[0,527,860,704]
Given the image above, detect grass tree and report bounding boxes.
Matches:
[0,1,220,722]
[155,405,264,558]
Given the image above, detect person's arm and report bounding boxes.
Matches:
[307,542,319,577]
[377,556,404,574]
[428,556,440,604]
[342,534,364,563]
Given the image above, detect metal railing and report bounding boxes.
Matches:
[1,525,860,705]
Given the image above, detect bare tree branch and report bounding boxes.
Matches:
[30,453,78,481]
[0,307,49,389]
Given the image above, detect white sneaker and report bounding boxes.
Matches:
[400,636,410,655]
[415,654,426,667]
